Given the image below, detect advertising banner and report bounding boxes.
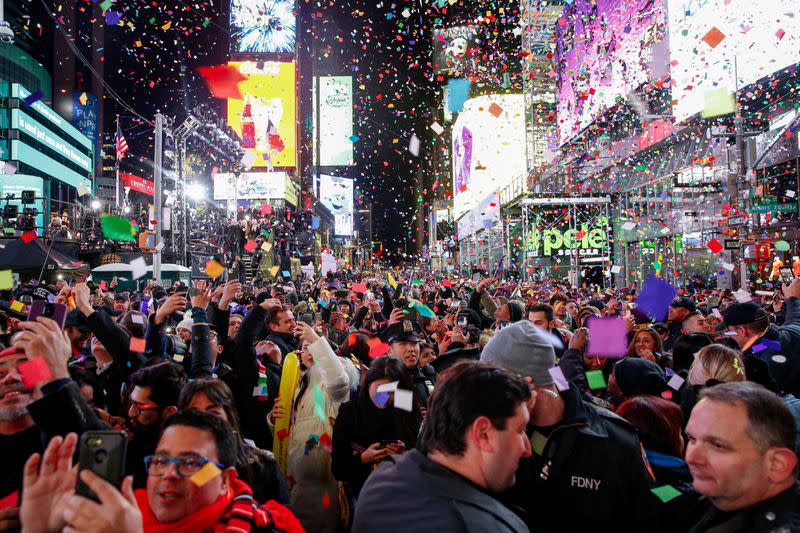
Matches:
[668,0,800,122]
[230,0,296,55]
[432,26,476,74]
[213,171,288,200]
[319,174,353,237]
[457,192,500,241]
[120,172,155,197]
[314,76,354,167]
[555,0,667,144]
[72,92,99,164]
[451,94,526,220]
[526,205,611,265]
[227,61,296,168]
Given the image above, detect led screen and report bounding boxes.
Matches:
[230,0,296,55]
[319,174,354,237]
[451,94,526,220]
[314,76,354,167]
[227,61,296,168]
[554,0,666,144]
[668,0,800,122]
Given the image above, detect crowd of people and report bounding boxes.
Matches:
[1,269,799,532]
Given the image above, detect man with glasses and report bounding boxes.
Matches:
[19,410,302,532]
[126,362,185,487]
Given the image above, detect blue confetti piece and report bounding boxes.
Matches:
[23,90,44,106]
[374,391,390,408]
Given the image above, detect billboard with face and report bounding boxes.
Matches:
[319,174,354,237]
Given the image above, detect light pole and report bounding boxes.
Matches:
[153,112,164,283]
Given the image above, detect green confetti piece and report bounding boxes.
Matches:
[651,485,682,503]
[531,431,547,456]
[585,370,606,390]
[100,215,135,242]
[313,383,325,421]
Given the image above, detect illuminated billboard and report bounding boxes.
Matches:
[451,94,526,220]
[555,0,667,144]
[227,61,296,168]
[319,174,353,237]
[213,171,288,200]
[230,0,296,55]
[313,76,354,167]
[668,0,800,122]
[432,26,476,75]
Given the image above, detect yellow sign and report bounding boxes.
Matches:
[227,61,297,168]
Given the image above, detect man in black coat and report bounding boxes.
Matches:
[353,361,531,533]
[686,382,800,532]
[482,321,656,532]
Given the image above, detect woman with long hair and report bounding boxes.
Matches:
[331,356,424,501]
[627,328,668,369]
[178,378,289,505]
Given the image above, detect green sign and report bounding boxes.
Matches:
[748,199,798,215]
[528,223,609,257]
[11,84,92,149]
[12,110,93,171]
[10,140,91,190]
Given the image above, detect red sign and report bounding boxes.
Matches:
[120,172,155,197]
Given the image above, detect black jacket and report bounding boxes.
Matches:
[353,450,529,533]
[265,330,297,357]
[741,297,800,396]
[501,381,655,532]
[688,482,800,532]
[467,289,495,330]
[409,364,436,408]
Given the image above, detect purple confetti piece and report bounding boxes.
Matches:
[373,391,390,408]
[636,275,678,321]
[549,366,569,392]
[23,90,44,106]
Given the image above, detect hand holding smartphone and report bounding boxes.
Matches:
[27,301,68,329]
[75,431,127,503]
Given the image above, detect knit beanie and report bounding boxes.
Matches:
[480,321,555,386]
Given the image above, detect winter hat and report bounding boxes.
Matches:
[506,300,525,323]
[613,358,667,397]
[176,317,193,331]
[480,320,555,386]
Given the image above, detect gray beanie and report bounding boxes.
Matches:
[480,320,556,386]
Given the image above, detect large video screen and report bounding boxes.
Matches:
[213,171,288,200]
[227,61,296,168]
[432,26,477,75]
[452,94,526,220]
[668,0,800,122]
[319,174,354,237]
[230,0,296,55]
[314,76,354,167]
[555,0,666,144]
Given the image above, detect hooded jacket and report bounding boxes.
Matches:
[500,381,655,532]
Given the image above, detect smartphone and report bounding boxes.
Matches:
[380,439,401,447]
[75,431,128,503]
[297,313,313,325]
[780,268,794,285]
[457,315,468,329]
[27,301,68,329]
[229,265,240,280]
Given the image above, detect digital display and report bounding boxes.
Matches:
[314,76,354,167]
[668,0,800,122]
[319,174,354,237]
[230,0,296,55]
[227,61,296,168]
[452,94,526,220]
[554,0,666,144]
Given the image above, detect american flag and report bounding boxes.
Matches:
[115,128,129,160]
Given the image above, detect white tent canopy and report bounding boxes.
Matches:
[92,263,191,273]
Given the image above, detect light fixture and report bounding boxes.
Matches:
[91,200,101,210]
[186,183,205,201]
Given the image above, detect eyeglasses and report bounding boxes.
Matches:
[144,454,226,478]
[129,402,159,416]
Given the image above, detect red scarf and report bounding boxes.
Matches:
[135,479,304,533]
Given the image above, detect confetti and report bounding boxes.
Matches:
[189,461,222,487]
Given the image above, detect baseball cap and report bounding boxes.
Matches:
[64,309,90,333]
[723,301,769,327]
[670,297,696,313]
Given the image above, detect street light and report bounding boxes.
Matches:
[91,200,101,210]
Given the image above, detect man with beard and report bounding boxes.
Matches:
[384,314,436,407]
[1,316,103,531]
[125,362,185,487]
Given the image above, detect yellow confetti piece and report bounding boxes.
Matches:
[0,270,13,290]
[261,241,272,252]
[270,265,280,277]
[10,300,24,312]
[189,461,221,486]
[531,432,547,455]
[204,260,225,279]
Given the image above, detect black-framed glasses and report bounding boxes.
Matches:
[144,454,226,477]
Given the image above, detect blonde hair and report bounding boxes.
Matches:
[687,344,746,386]
[479,329,495,350]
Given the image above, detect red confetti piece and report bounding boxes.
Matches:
[701,27,725,49]
[18,356,52,388]
[21,231,36,243]
[197,64,247,100]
